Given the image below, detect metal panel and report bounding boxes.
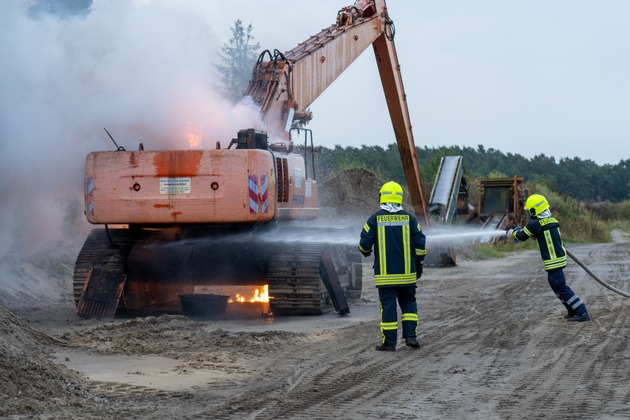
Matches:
[85,149,276,224]
[429,156,465,223]
[76,268,126,318]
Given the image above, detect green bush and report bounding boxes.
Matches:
[531,184,610,243]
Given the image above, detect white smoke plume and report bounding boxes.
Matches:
[0,1,261,306]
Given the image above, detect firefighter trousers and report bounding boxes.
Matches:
[547,268,588,316]
[378,285,418,347]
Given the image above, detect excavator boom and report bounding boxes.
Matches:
[246,0,429,226]
[372,32,430,227]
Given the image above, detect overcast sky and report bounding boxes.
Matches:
[224,0,629,166]
[72,0,624,164]
[3,1,629,166]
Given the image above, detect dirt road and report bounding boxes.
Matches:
[2,236,629,419]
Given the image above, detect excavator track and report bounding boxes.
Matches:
[72,228,138,308]
[75,228,362,317]
[268,244,331,315]
[267,240,362,316]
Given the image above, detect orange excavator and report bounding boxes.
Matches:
[73,0,431,317]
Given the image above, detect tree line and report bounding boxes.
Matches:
[306,143,630,203]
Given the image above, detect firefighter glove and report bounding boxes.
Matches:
[416,256,424,279]
[360,249,372,258]
[506,226,521,239]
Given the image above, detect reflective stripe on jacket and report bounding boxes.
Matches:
[359,209,427,287]
[515,216,567,271]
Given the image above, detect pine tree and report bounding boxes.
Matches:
[216,20,260,104]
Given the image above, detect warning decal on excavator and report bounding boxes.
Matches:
[86,177,95,215]
[249,175,269,213]
[261,175,269,213]
[159,177,191,194]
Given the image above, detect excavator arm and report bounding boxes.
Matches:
[372,31,429,227]
[245,0,430,226]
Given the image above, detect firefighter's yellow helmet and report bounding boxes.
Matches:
[379,181,404,204]
[525,194,550,217]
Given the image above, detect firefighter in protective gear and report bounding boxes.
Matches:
[358,181,428,351]
[507,194,590,322]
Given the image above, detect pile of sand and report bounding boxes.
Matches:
[0,305,91,417]
[318,167,384,219]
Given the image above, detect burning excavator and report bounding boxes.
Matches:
[74,0,431,318]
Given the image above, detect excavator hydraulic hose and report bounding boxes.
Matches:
[566,249,630,298]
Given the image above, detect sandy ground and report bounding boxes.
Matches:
[1,234,630,419]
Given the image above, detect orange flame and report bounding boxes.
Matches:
[185,130,202,148]
[230,285,269,303]
[181,122,203,148]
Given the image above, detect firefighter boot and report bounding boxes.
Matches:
[375,344,396,352]
[405,337,421,348]
[567,313,591,322]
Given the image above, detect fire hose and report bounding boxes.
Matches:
[566,249,630,298]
